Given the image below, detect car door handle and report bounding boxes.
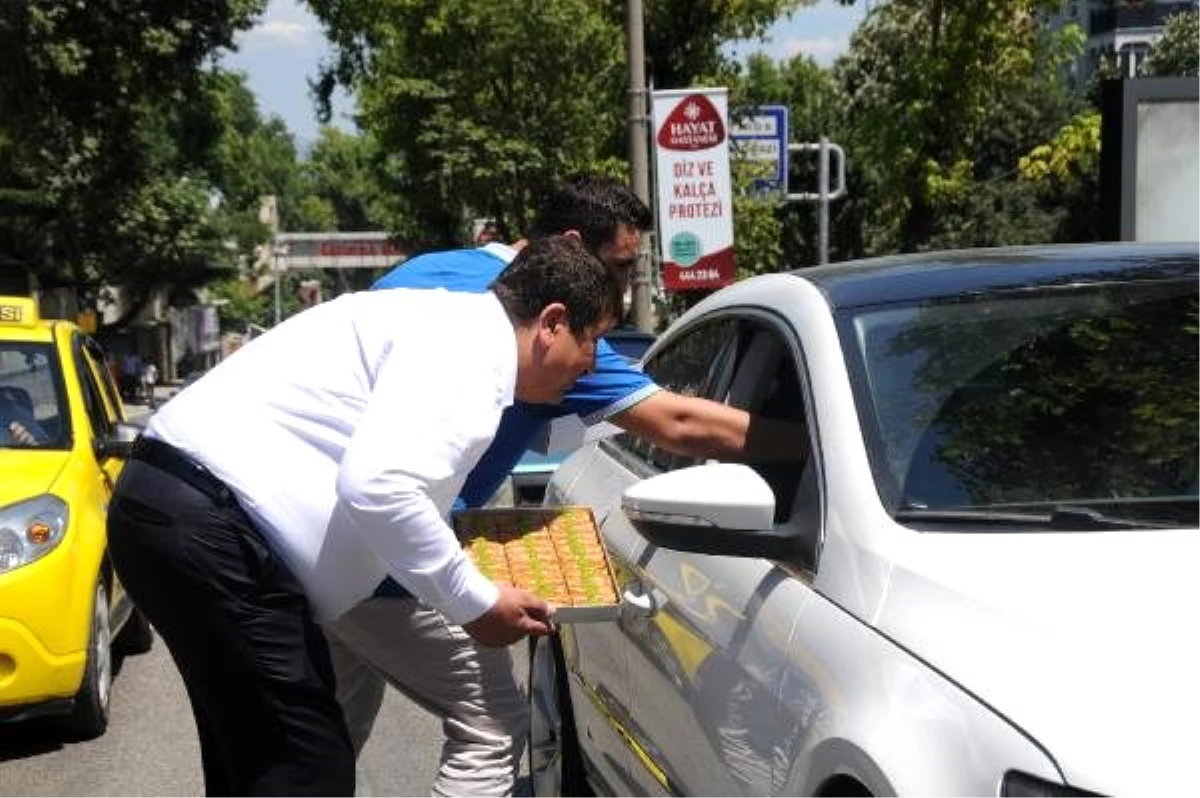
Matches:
[621,583,667,617]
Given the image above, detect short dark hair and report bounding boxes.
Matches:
[490,235,623,334]
[527,175,653,253]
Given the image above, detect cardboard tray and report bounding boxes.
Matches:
[453,506,620,623]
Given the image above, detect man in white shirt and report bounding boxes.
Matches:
[105,235,623,797]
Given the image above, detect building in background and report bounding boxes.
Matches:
[1046,1,1198,88]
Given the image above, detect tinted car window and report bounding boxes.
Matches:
[615,318,738,471]
[844,277,1199,526]
[72,334,116,441]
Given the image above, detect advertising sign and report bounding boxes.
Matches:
[730,105,789,193]
[652,88,736,292]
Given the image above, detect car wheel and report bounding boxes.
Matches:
[65,580,113,739]
[115,606,154,655]
[528,635,589,796]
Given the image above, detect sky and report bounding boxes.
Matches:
[221,0,869,150]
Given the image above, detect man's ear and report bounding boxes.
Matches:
[538,302,570,337]
[561,229,584,243]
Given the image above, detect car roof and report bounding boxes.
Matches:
[790,242,1199,309]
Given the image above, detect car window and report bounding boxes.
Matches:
[613,317,739,471]
[0,341,70,449]
[72,333,116,440]
[611,315,822,568]
[719,321,821,565]
[82,337,123,423]
[843,277,1199,527]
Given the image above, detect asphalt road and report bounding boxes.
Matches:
[0,396,532,796]
[0,619,534,796]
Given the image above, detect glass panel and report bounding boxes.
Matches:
[616,318,738,471]
[0,342,70,449]
[844,279,1198,527]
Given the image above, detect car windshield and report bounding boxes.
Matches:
[0,342,69,450]
[841,277,1198,528]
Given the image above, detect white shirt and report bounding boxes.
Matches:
[147,288,514,623]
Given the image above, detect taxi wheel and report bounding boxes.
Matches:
[66,580,113,739]
[528,635,590,797]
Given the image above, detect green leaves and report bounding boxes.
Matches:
[1142,9,1199,77]
[0,0,269,305]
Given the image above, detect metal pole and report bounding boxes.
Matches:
[626,0,653,332]
[272,243,288,326]
[818,136,830,265]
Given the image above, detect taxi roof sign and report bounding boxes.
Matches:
[0,297,40,327]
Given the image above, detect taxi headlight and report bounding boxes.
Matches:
[0,495,68,574]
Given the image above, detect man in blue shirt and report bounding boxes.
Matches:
[323,176,804,796]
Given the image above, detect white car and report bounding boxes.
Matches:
[530,242,1199,797]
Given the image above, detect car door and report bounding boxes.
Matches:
[71,335,133,619]
[547,316,739,793]
[604,311,823,796]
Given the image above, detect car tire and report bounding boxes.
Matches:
[528,635,590,797]
[115,606,154,655]
[65,580,113,739]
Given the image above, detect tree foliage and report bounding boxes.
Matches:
[308,0,816,248]
[637,0,812,90]
[833,0,1083,252]
[1142,9,1199,77]
[0,0,269,314]
[308,0,628,247]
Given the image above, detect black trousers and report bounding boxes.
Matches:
[107,453,355,797]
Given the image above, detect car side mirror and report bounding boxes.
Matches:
[621,463,800,559]
[95,420,143,461]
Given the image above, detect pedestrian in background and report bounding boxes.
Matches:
[140,360,159,408]
[105,235,623,796]
[120,351,142,401]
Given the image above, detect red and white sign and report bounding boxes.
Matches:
[652,88,736,292]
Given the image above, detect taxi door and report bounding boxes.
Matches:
[70,334,133,618]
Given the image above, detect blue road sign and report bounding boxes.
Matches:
[729,105,789,193]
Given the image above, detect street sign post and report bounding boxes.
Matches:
[729,105,789,193]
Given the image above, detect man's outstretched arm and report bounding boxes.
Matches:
[610,390,805,463]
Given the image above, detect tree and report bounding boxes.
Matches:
[723,51,850,268]
[308,0,828,250]
[833,0,1082,253]
[0,0,269,310]
[1142,9,1199,77]
[637,0,812,91]
[309,0,628,247]
[295,127,410,236]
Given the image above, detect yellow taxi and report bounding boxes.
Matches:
[0,296,151,738]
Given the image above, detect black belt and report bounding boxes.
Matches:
[129,436,237,507]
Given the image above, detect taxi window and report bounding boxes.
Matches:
[82,337,123,422]
[72,335,116,440]
[0,342,70,450]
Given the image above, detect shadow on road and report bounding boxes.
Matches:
[0,650,133,761]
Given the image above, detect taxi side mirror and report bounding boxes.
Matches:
[95,421,143,461]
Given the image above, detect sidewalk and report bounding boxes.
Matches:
[123,381,182,420]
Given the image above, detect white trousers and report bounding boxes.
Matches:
[323,597,528,797]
